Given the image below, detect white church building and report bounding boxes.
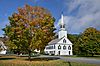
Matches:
[44,14,73,55]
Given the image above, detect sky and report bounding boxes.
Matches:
[0,0,100,37]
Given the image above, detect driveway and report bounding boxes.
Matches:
[40,55,100,65]
[60,57,100,65]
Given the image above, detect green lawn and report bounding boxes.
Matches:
[82,55,100,59]
[0,55,97,66]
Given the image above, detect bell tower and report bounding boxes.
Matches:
[58,14,67,39]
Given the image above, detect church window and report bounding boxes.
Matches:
[50,51,53,54]
[54,51,55,54]
[58,45,61,49]
[63,39,66,43]
[51,46,53,49]
[60,24,65,28]
[46,51,48,54]
[54,45,55,49]
[63,45,66,50]
[68,46,71,50]
[46,45,53,49]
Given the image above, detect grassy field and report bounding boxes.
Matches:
[0,55,97,66]
[81,55,100,59]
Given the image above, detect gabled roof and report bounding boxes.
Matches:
[48,38,60,45]
[0,40,7,49]
[48,36,72,45]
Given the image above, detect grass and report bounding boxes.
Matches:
[0,55,97,66]
[82,55,100,59]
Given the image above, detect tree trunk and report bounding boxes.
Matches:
[92,53,94,57]
[28,51,31,61]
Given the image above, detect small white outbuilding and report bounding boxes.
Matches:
[0,40,7,54]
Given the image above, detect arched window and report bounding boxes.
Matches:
[58,45,61,49]
[68,46,71,50]
[63,39,66,43]
[60,24,65,28]
[63,45,66,50]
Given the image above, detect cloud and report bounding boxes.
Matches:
[60,0,100,34]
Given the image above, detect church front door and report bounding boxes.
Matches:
[69,51,70,55]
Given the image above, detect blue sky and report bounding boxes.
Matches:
[0,0,100,37]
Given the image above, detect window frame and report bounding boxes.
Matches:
[63,39,66,43]
[63,45,66,50]
[58,45,61,49]
[68,46,71,50]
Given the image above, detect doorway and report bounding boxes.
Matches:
[58,51,60,55]
[69,51,70,55]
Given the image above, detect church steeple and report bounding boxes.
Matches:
[60,14,65,30]
[58,13,67,39]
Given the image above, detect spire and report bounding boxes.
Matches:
[58,13,67,39]
[61,14,64,25]
[60,13,65,30]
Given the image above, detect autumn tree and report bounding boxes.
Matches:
[75,27,100,56]
[3,4,55,60]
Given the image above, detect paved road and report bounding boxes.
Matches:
[40,55,100,65]
[60,57,100,65]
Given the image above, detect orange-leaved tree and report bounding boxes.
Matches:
[3,4,55,60]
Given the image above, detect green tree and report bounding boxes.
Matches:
[67,34,80,55]
[3,5,55,60]
[76,27,100,56]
